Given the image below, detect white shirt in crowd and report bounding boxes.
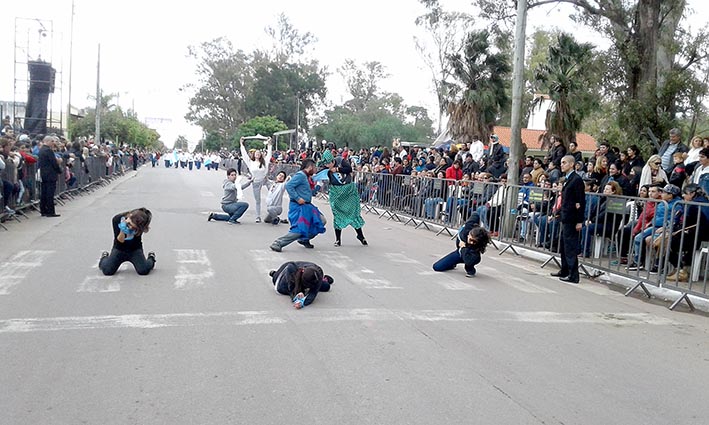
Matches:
[469,139,485,162]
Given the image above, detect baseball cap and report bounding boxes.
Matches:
[660,184,680,196]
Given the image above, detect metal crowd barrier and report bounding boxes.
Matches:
[0,155,127,230]
[350,172,709,311]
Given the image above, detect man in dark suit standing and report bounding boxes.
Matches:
[552,155,586,283]
[38,135,62,217]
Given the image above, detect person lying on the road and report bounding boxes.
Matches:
[269,261,333,309]
[99,207,156,276]
[432,212,490,278]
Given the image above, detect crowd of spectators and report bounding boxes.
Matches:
[0,116,152,216]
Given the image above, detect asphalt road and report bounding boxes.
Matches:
[2,164,709,425]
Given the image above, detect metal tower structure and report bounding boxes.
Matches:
[14,17,64,136]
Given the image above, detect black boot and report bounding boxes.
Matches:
[355,228,368,246]
[334,228,342,247]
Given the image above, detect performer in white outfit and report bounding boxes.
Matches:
[240,136,273,222]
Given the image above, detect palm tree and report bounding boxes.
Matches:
[444,30,511,144]
[534,33,599,146]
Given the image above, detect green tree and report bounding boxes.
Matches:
[415,0,474,133]
[533,33,600,147]
[263,13,317,65]
[233,116,288,149]
[338,60,389,112]
[475,0,708,145]
[244,61,327,131]
[173,135,189,151]
[185,37,252,140]
[314,95,433,149]
[444,30,511,144]
[202,132,225,153]
[70,102,160,149]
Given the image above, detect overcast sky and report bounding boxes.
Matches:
[1,0,706,148]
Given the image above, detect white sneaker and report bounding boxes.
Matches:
[255,217,261,223]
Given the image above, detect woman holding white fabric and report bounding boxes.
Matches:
[638,154,668,188]
[240,136,272,222]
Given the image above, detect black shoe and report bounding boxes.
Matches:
[334,240,341,247]
[298,240,314,249]
[550,271,568,278]
[559,276,579,284]
[147,251,156,262]
[357,235,368,246]
[45,213,61,217]
[269,270,276,277]
[649,266,659,275]
[207,212,214,222]
[280,218,288,224]
[627,263,644,271]
[272,217,280,225]
[270,243,282,252]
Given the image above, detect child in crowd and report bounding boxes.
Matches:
[668,152,687,189]
[264,170,289,225]
[99,208,155,276]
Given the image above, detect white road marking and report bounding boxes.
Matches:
[502,276,557,294]
[384,253,421,264]
[248,249,286,275]
[0,310,678,334]
[416,271,482,291]
[77,276,121,293]
[0,250,54,295]
[174,249,214,289]
[320,251,401,289]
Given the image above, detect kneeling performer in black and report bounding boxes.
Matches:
[99,208,155,276]
[269,261,333,309]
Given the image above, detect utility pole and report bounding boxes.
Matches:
[65,0,75,141]
[295,96,299,151]
[504,0,528,237]
[95,44,101,145]
[508,0,527,187]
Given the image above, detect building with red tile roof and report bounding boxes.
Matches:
[492,126,597,153]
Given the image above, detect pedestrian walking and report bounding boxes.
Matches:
[270,159,326,252]
[207,168,253,224]
[269,261,334,309]
[551,155,586,283]
[99,208,155,276]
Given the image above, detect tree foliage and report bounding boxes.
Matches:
[474,0,709,146]
[414,0,474,133]
[314,94,433,149]
[533,33,600,147]
[185,38,252,140]
[233,116,288,150]
[444,30,511,144]
[70,93,160,149]
[185,15,328,146]
[173,135,189,151]
[338,60,389,113]
[263,13,317,65]
[244,61,327,131]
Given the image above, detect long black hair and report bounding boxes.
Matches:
[127,207,152,235]
[468,227,490,254]
[293,265,323,297]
